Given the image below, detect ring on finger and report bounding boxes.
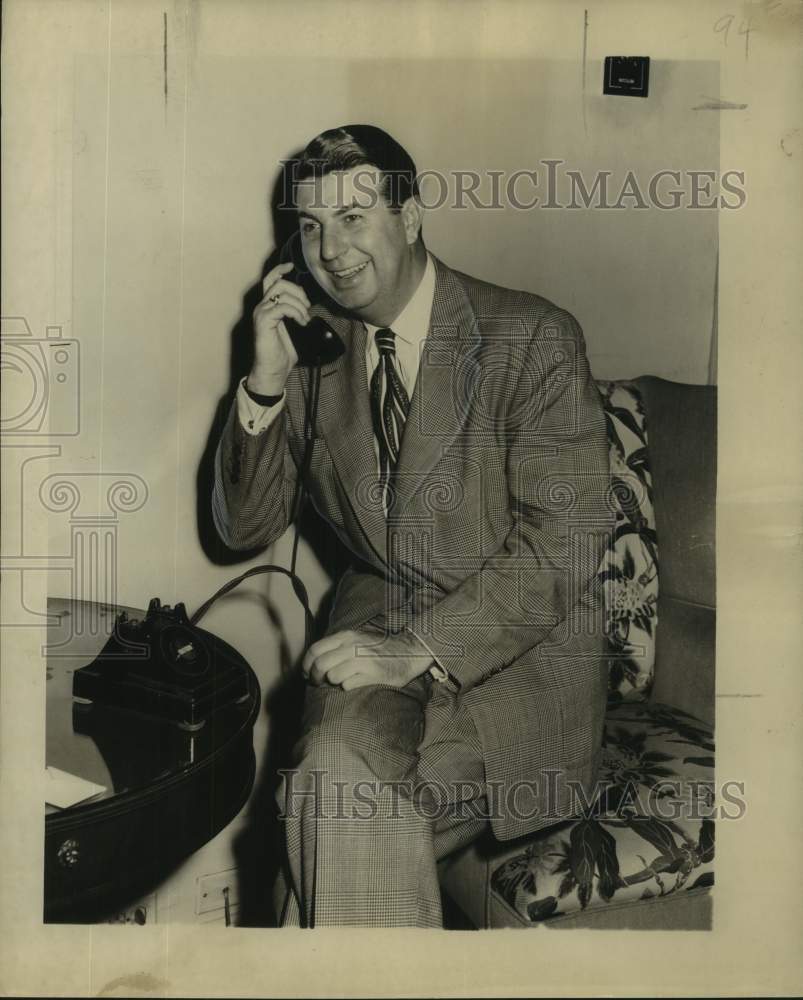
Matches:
[268,293,281,304]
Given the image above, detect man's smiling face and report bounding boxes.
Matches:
[295,165,423,328]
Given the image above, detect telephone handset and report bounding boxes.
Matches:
[279,232,346,367]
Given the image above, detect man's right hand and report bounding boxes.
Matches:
[247,261,311,395]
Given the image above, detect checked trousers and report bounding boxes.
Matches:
[273,674,489,927]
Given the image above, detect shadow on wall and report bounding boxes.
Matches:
[194,151,352,925]
[195,149,303,566]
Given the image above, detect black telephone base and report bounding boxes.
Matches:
[72,598,252,728]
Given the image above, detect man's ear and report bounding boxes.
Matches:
[400,196,424,245]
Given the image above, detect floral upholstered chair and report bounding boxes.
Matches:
[439,377,717,929]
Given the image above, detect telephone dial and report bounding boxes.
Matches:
[72,598,252,730]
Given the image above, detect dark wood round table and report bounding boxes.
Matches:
[44,597,260,922]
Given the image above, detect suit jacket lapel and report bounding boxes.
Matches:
[313,308,388,563]
[392,257,481,516]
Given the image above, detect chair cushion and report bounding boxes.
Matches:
[490,701,715,923]
[596,381,659,703]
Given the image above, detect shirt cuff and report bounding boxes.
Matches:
[236,377,285,435]
[404,626,456,687]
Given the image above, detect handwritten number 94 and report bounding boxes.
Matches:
[714,13,753,45]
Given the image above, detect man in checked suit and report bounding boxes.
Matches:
[213,124,612,927]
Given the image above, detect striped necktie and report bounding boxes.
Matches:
[369,327,411,511]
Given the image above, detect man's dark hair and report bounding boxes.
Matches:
[294,124,419,209]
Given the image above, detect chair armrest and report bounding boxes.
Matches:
[649,595,715,726]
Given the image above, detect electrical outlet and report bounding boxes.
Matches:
[196,868,239,916]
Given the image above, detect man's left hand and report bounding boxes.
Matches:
[302,629,433,690]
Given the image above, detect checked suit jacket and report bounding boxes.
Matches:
[213,255,612,841]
